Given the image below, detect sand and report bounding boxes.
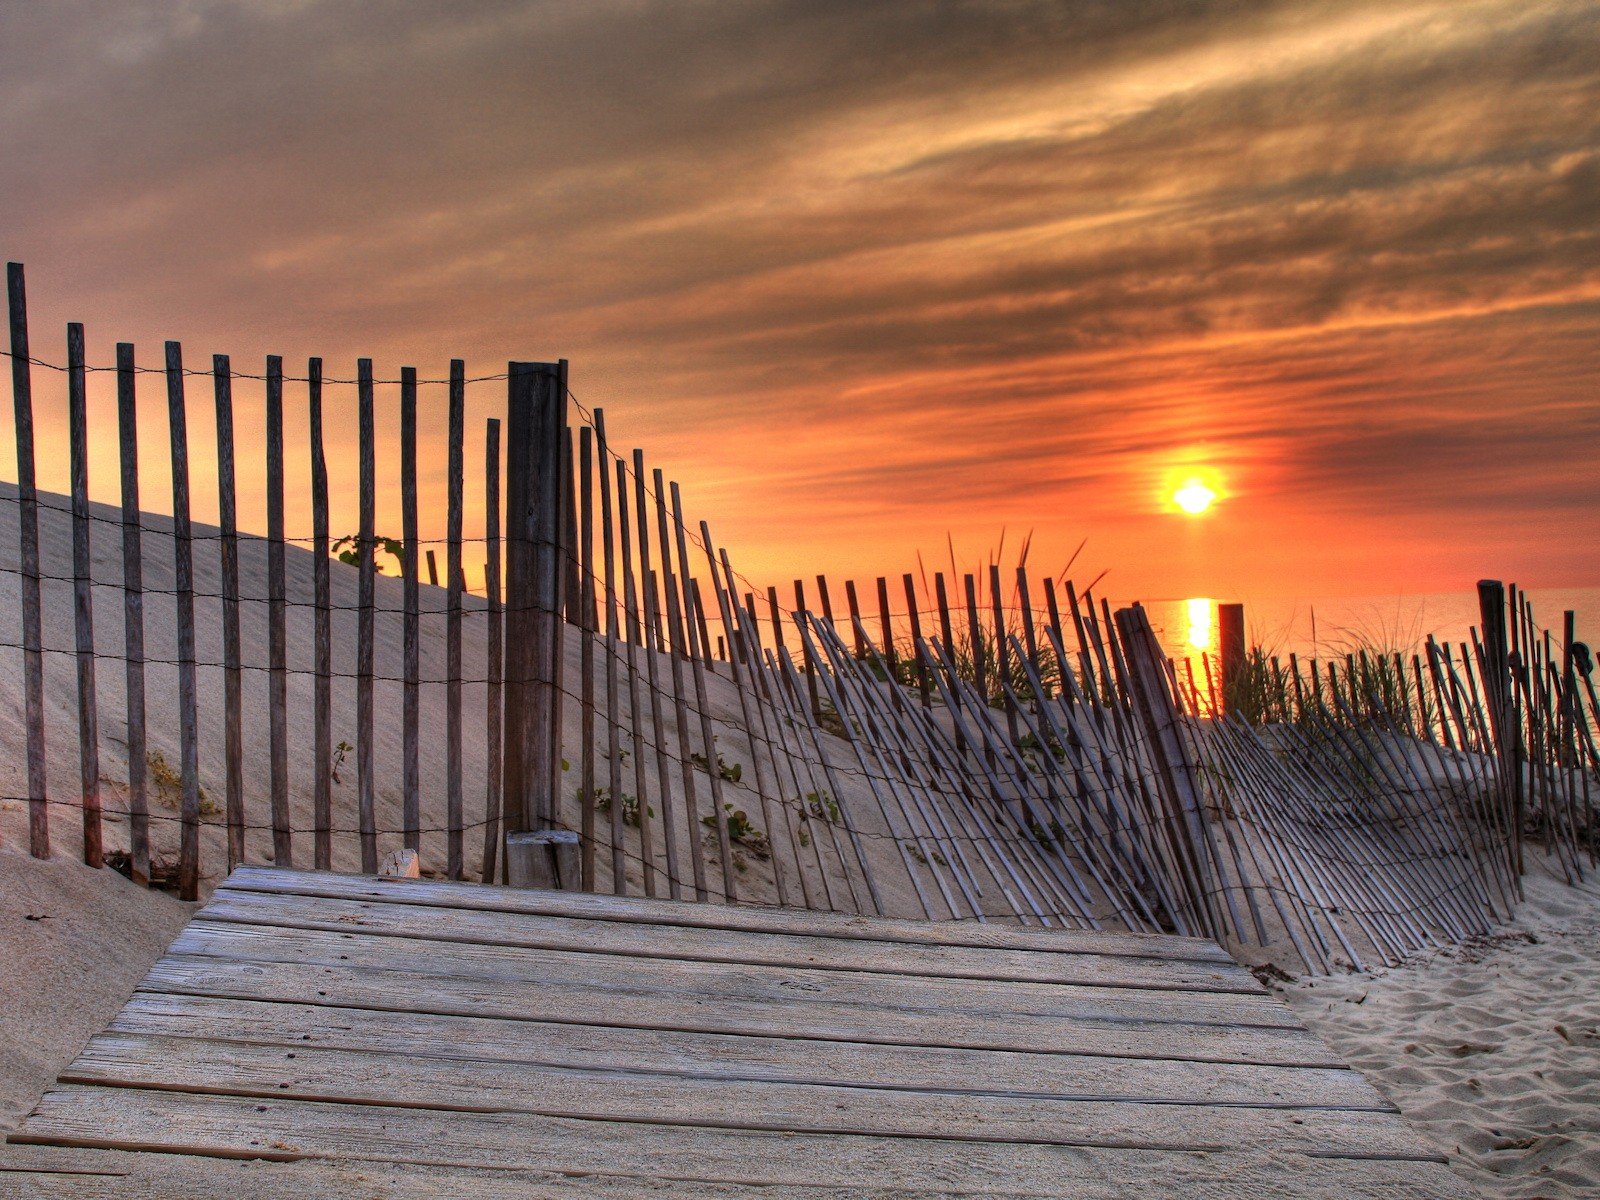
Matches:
[0,844,193,1136]
[1279,861,1600,1198]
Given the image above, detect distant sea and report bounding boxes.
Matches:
[1133,586,1600,668]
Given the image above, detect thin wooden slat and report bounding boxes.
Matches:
[481,418,504,883]
[221,866,1237,963]
[116,344,150,885]
[356,358,378,874]
[446,360,465,879]
[265,355,291,867]
[15,1087,1470,1198]
[400,366,421,855]
[843,579,868,658]
[137,948,1340,1068]
[875,576,894,666]
[164,341,200,899]
[594,411,627,894]
[578,425,597,889]
[67,322,102,869]
[307,358,332,871]
[672,484,736,902]
[61,1033,1427,1160]
[903,573,931,707]
[193,890,1267,996]
[636,453,693,898]
[616,455,664,899]
[214,355,247,870]
[7,264,49,859]
[108,993,1391,1112]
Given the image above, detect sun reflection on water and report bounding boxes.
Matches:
[1185,597,1214,653]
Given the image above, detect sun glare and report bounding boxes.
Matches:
[1173,479,1217,516]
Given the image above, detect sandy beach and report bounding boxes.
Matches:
[1281,862,1600,1198]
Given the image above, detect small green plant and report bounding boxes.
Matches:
[804,789,840,823]
[690,751,743,784]
[332,533,406,574]
[592,788,652,827]
[702,803,771,859]
[148,750,217,816]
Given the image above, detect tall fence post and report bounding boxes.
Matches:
[7,264,49,860]
[1218,602,1245,715]
[503,360,569,888]
[1477,579,1524,876]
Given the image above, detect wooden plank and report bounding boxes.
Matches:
[356,358,378,874]
[594,411,627,894]
[107,993,1393,1111]
[6,262,49,859]
[115,343,149,885]
[146,935,1331,1067]
[15,1087,1470,1197]
[265,355,291,867]
[307,358,332,871]
[194,887,1260,995]
[615,455,664,898]
[401,366,420,854]
[446,360,465,879]
[578,425,596,889]
[673,482,737,901]
[219,866,1236,964]
[164,341,200,899]
[481,418,503,882]
[215,355,247,870]
[59,1032,1429,1159]
[67,322,102,869]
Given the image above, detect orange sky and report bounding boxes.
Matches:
[2,0,1597,604]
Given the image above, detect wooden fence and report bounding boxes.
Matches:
[3,261,1595,973]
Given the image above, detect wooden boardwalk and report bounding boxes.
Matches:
[6,866,1474,1198]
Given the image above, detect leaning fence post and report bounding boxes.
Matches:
[503,360,569,887]
[117,343,150,885]
[1115,603,1220,940]
[7,264,49,860]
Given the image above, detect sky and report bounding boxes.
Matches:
[2,0,1596,604]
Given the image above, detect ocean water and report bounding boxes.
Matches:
[1135,586,1600,669]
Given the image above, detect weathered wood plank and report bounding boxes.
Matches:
[194,887,1258,995]
[140,944,1337,1067]
[105,992,1392,1111]
[215,355,247,870]
[115,343,149,885]
[217,866,1237,965]
[6,262,49,859]
[165,914,1297,1033]
[164,341,200,899]
[12,1087,1472,1198]
[60,1032,1429,1159]
[67,322,102,869]
[264,355,291,868]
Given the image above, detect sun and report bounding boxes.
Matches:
[1172,479,1217,516]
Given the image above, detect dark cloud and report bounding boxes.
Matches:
[0,0,1594,594]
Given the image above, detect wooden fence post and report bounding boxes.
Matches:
[1218,602,1245,715]
[1114,604,1220,940]
[165,342,200,900]
[265,356,291,867]
[7,264,49,860]
[116,343,150,885]
[67,322,102,869]
[1477,579,1524,876]
[503,360,568,883]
